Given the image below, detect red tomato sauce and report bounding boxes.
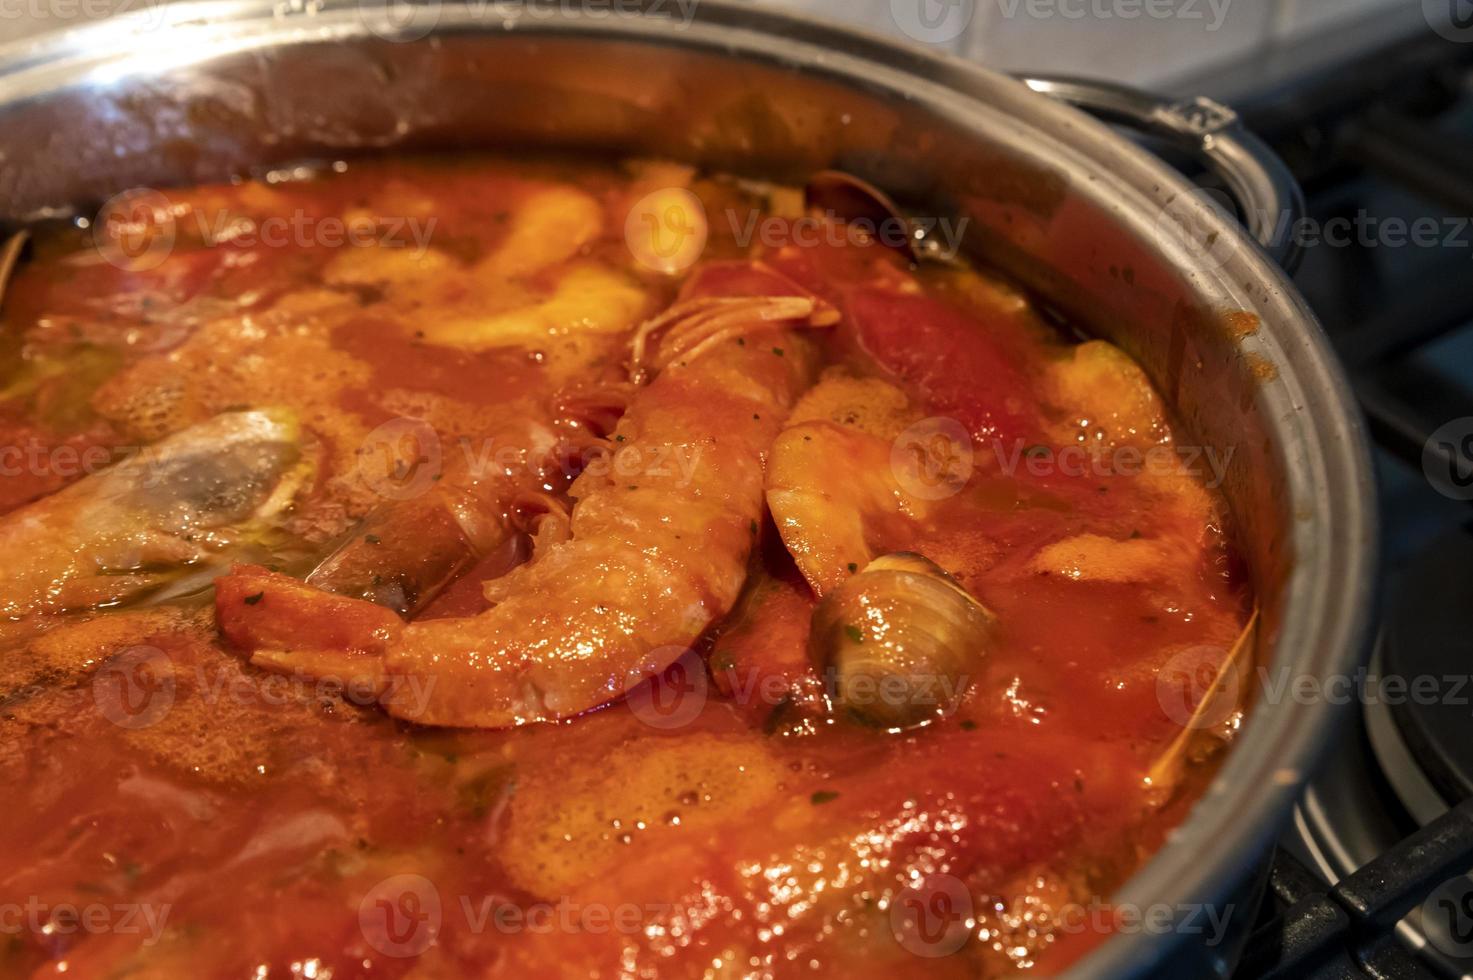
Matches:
[0,155,1250,978]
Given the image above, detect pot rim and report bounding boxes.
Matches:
[0,3,1379,975]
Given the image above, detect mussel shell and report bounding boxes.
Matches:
[802,171,923,264]
[810,552,993,730]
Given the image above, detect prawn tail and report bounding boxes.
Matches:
[215,564,402,696]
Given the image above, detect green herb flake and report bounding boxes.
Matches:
[243,592,265,606]
[843,624,864,645]
[364,534,382,545]
[810,791,840,805]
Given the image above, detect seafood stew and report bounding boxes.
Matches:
[0,155,1251,977]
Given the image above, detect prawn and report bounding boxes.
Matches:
[215,262,835,727]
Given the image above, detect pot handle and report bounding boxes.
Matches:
[1018,74,1305,273]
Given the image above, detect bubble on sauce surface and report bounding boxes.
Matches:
[501,733,785,895]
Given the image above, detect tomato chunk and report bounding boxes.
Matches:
[846,286,1043,446]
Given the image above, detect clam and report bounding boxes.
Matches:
[803,171,927,264]
[810,552,994,730]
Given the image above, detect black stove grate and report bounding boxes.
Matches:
[1178,19,1473,980]
[1241,800,1473,980]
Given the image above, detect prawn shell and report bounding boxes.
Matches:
[811,552,993,730]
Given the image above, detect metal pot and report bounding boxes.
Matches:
[0,2,1379,974]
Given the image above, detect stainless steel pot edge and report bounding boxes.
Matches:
[0,3,1380,975]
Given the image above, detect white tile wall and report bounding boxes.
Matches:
[0,0,1416,86]
[754,0,1408,86]
[962,0,1277,85]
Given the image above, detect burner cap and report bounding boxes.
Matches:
[1385,526,1473,807]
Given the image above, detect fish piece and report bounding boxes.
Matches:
[0,409,308,620]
